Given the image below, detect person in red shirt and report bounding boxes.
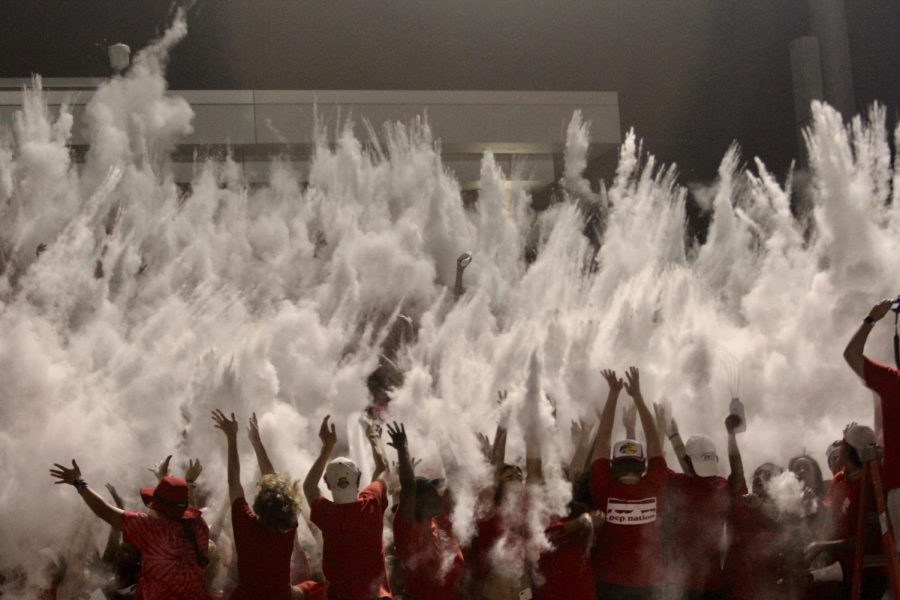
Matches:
[50,459,211,600]
[211,409,324,600]
[587,366,668,600]
[384,421,464,600]
[843,297,900,532]
[662,415,743,600]
[303,415,392,600]
[805,424,887,600]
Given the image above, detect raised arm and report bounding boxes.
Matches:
[386,422,416,522]
[622,404,637,440]
[248,412,276,476]
[304,415,336,504]
[185,458,203,508]
[725,414,746,495]
[100,483,125,563]
[454,252,472,301]
[50,460,124,528]
[664,415,693,474]
[844,299,892,378]
[366,421,389,484]
[588,369,624,464]
[625,367,662,459]
[568,420,593,483]
[212,410,244,503]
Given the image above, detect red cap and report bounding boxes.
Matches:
[140,476,199,520]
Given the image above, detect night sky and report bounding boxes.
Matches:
[1,1,898,181]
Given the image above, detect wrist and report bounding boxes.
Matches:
[73,479,88,493]
[864,315,876,324]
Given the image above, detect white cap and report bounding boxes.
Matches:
[685,435,719,477]
[844,424,876,452]
[324,457,361,504]
[613,439,645,462]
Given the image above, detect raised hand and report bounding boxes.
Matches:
[476,432,492,460]
[105,483,125,508]
[212,409,239,438]
[497,389,508,405]
[868,298,894,322]
[319,415,337,450]
[457,252,473,270]
[148,455,172,481]
[366,420,383,443]
[600,369,624,394]
[725,413,743,434]
[248,412,262,446]
[386,421,408,451]
[653,402,670,434]
[50,460,82,486]
[623,366,641,398]
[185,458,203,483]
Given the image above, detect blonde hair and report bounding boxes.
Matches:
[253,473,301,532]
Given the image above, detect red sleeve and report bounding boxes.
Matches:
[646,456,669,485]
[231,497,254,538]
[864,357,900,398]
[121,511,153,550]
[358,480,388,512]
[590,458,611,508]
[310,496,332,528]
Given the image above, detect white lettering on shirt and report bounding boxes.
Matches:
[606,497,658,525]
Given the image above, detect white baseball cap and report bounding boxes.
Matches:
[324,457,361,504]
[613,439,645,462]
[685,434,719,477]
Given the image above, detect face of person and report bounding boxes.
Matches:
[417,486,444,520]
[790,457,818,490]
[752,463,780,497]
[611,459,645,484]
[827,449,842,475]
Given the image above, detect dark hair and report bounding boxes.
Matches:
[844,443,863,469]
[788,454,826,499]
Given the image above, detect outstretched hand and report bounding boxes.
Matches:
[457,252,473,270]
[623,366,641,398]
[148,455,172,481]
[476,432,492,460]
[868,299,894,322]
[319,415,337,450]
[725,414,743,434]
[185,458,203,483]
[212,410,239,438]
[248,412,262,446]
[600,369,624,394]
[50,460,82,486]
[386,421,408,451]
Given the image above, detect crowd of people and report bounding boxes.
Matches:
[2,296,897,600]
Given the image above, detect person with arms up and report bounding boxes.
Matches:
[50,459,211,600]
[385,421,464,600]
[211,409,324,600]
[588,366,668,600]
[303,415,392,600]
[844,297,900,532]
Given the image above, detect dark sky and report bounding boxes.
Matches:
[1,1,898,181]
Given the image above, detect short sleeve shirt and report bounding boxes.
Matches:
[664,473,731,592]
[393,512,463,600]
[864,358,900,490]
[229,498,297,600]
[121,512,211,600]
[310,481,391,600]
[590,456,668,588]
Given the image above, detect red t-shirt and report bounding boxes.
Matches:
[664,472,730,592]
[229,497,297,600]
[723,498,786,600]
[310,481,391,600]
[121,511,211,600]
[535,517,597,600]
[393,512,463,600]
[864,358,900,490]
[590,456,668,588]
